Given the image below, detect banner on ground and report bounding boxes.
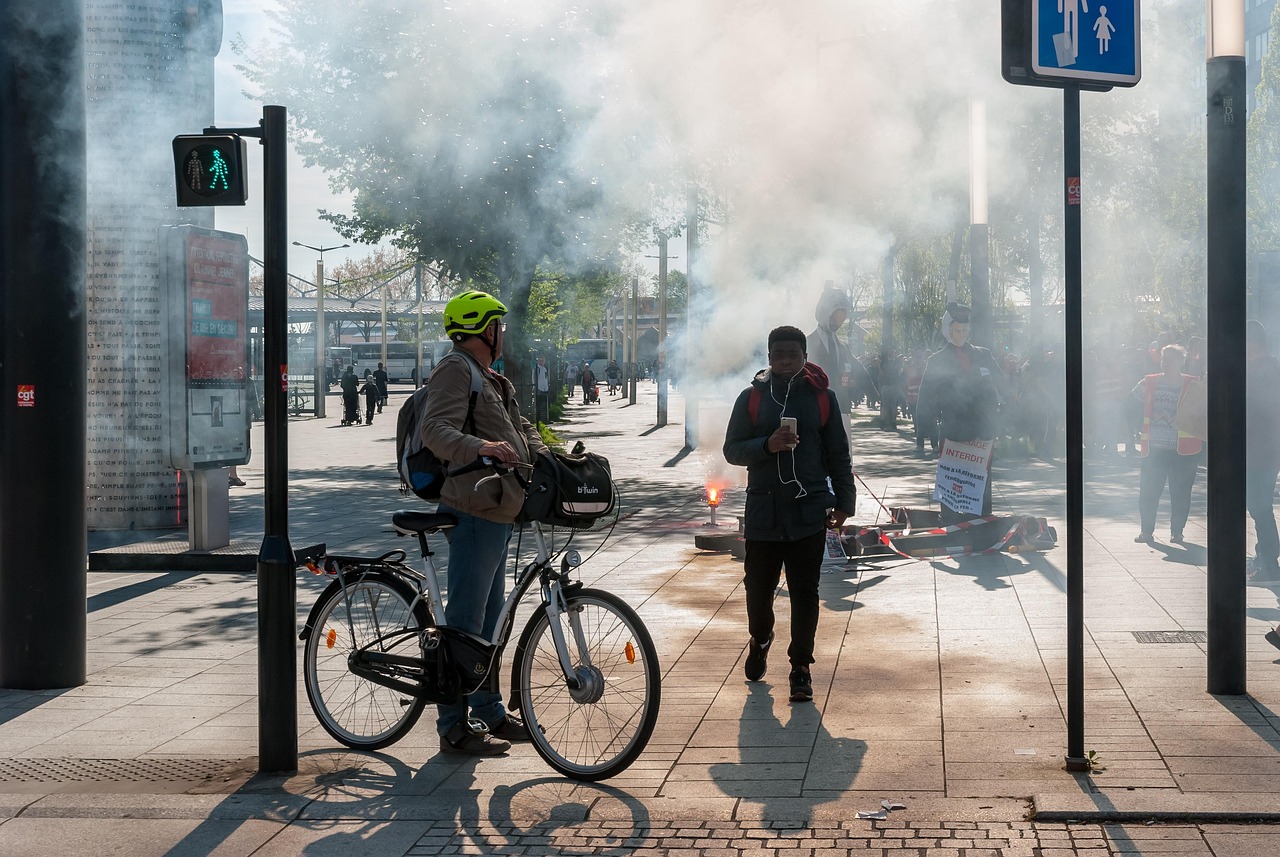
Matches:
[932,437,993,516]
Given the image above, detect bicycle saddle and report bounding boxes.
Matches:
[392,510,458,535]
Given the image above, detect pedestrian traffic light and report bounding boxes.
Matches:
[172,135,249,206]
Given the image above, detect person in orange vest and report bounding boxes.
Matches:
[1130,343,1201,544]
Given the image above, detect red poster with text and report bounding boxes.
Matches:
[186,232,248,384]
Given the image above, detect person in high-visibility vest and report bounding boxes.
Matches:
[1130,344,1201,545]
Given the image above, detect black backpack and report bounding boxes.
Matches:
[396,353,485,501]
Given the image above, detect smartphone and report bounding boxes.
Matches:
[779,416,798,448]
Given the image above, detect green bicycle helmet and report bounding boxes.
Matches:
[443,290,508,339]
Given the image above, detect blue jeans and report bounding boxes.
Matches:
[435,505,514,736]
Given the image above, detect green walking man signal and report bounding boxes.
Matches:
[172,135,249,206]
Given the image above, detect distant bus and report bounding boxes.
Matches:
[350,341,419,382]
[564,338,609,380]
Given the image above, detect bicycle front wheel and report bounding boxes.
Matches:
[514,588,660,780]
[303,572,429,750]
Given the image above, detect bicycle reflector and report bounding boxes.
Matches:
[172,135,249,206]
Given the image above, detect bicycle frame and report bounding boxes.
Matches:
[330,519,587,694]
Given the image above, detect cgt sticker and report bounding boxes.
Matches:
[17,385,34,408]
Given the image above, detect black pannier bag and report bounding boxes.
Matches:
[520,450,615,529]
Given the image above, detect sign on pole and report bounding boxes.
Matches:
[1033,0,1140,87]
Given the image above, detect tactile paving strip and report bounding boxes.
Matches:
[0,758,243,783]
[1131,630,1208,644]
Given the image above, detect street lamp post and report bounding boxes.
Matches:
[292,240,348,419]
[969,99,991,349]
[1206,0,1247,695]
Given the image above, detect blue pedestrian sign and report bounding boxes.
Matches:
[1033,0,1140,87]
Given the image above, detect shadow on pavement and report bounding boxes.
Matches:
[710,683,864,821]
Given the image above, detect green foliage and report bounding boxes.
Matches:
[537,422,565,452]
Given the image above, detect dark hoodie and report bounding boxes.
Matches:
[723,362,856,542]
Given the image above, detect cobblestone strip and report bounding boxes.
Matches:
[403,819,1275,856]
[402,820,1133,856]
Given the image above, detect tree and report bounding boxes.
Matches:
[236,3,653,385]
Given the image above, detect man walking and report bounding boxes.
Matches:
[723,326,855,703]
[1246,320,1280,583]
[422,290,548,756]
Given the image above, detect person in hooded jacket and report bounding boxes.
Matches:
[915,303,1008,524]
[808,286,876,448]
[723,326,856,704]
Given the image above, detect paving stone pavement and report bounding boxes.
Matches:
[1,381,1277,855]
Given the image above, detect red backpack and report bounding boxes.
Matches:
[746,385,830,428]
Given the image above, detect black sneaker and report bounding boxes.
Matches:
[488,713,532,742]
[1170,531,1185,544]
[1248,560,1280,584]
[743,632,773,682]
[788,667,813,703]
[439,718,510,756]
[1134,532,1154,544]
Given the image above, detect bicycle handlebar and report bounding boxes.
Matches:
[448,456,534,491]
[446,456,499,478]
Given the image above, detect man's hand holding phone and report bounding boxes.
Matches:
[768,416,799,453]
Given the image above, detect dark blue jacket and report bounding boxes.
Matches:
[915,343,1007,443]
[723,363,856,542]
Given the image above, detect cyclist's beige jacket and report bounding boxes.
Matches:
[421,350,548,523]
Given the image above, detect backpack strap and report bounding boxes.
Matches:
[455,352,485,434]
[747,383,829,427]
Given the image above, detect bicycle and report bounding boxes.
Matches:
[299,458,661,781]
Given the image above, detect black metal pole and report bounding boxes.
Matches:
[684,183,698,450]
[1206,56,1247,696]
[257,104,297,772]
[878,246,896,430]
[0,0,87,690]
[657,232,669,427]
[1063,83,1088,771]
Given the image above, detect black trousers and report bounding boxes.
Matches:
[1138,449,1198,537]
[1247,461,1280,565]
[743,531,825,669]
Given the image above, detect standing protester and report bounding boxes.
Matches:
[373,362,389,414]
[915,303,1008,524]
[1129,344,1201,544]
[421,290,549,756]
[808,285,874,447]
[532,355,550,424]
[723,326,855,704]
[1246,321,1280,583]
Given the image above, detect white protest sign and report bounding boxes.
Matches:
[933,437,993,516]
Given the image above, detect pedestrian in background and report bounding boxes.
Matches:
[723,325,855,704]
[1130,344,1201,544]
[373,362,389,413]
[532,355,551,423]
[1246,321,1280,583]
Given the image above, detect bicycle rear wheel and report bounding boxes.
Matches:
[303,572,429,750]
[513,588,660,780]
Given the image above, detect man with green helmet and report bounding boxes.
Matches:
[421,290,549,756]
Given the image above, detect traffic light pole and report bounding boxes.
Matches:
[206,106,297,773]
